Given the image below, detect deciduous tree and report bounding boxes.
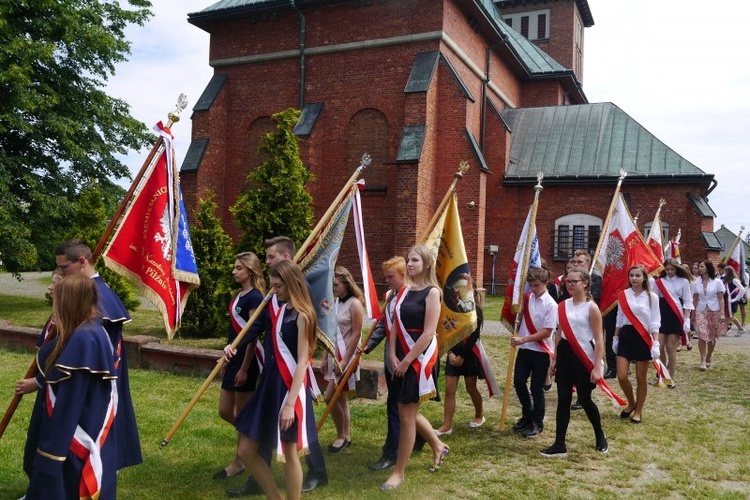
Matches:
[0,0,153,273]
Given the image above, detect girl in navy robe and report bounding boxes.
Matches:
[26,274,118,500]
[234,260,319,500]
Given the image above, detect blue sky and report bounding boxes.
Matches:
[108,0,749,237]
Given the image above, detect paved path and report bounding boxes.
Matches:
[0,272,157,310]
[0,272,50,299]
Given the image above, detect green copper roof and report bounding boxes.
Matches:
[501,103,712,183]
[475,0,567,75]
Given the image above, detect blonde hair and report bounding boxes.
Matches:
[235,251,267,294]
[270,260,317,356]
[407,245,440,293]
[382,256,406,275]
[334,266,365,305]
[47,275,99,372]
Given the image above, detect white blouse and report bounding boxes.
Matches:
[616,288,661,334]
[650,276,694,311]
[692,278,724,312]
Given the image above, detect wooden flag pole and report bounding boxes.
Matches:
[161,156,371,447]
[315,319,377,432]
[418,161,470,244]
[317,161,471,432]
[0,97,188,441]
[160,293,272,448]
[499,174,543,431]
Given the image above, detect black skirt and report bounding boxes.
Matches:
[616,325,651,362]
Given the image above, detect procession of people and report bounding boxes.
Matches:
[8,229,747,497]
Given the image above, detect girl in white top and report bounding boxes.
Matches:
[540,267,607,458]
[322,266,364,454]
[650,258,694,385]
[691,260,725,371]
[614,265,660,424]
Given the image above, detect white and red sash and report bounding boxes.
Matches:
[45,378,118,499]
[393,286,438,401]
[558,302,626,407]
[470,340,501,397]
[617,290,671,383]
[655,278,690,345]
[654,279,684,324]
[521,293,555,356]
[271,304,310,459]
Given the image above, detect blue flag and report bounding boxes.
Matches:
[298,190,354,354]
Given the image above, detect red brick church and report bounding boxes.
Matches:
[181,0,720,293]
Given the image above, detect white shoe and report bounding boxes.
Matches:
[434,428,452,436]
[468,417,486,428]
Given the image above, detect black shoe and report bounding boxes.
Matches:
[326,439,350,454]
[603,369,616,379]
[301,475,328,493]
[214,465,246,480]
[521,422,542,438]
[571,401,583,410]
[540,444,567,458]
[368,456,397,471]
[596,435,609,453]
[512,417,530,432]
[226,477,262,497]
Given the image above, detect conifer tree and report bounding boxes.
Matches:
[180,192,235,338]
[231,108,314,258]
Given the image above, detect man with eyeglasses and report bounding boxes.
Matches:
[54,238,142,470]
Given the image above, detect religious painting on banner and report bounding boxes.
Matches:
[102,122,200,338]
[423,193,478,355]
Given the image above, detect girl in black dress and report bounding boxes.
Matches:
[216,252,266,479]
[381,245,449,491]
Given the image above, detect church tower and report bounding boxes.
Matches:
[495,0,594,82]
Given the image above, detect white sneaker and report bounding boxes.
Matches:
[433,428,452,436]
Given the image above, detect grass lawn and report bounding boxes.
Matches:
[2,323,749,498]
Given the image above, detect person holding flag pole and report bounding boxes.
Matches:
[499,174,544,431]
[0,93,194,444]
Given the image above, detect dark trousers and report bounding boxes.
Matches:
[382,368,400,459]
[603,308,618,371]
[553,339,604,446]
[513,348,550,425]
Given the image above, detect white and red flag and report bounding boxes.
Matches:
[501,205,541,326]
[646,201,665,260]
[725,230,747,279]
[102,122,200,338]
[353,181,382,322]
[595,194,663,314]
[665,228,681,263]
